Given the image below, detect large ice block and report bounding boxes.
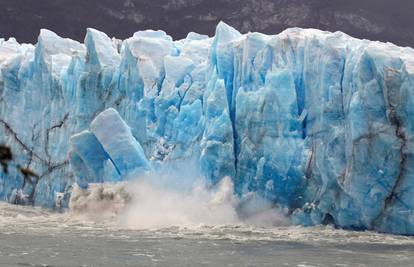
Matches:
[90,108,151,177]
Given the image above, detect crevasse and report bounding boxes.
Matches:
[1,22,414,235]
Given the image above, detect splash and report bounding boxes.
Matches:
[68,164,288,229]
[69,182,131,220]
[120,176,239,229]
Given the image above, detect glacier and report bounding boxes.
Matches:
[1,22,414,235]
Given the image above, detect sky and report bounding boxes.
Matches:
[1,0,414,48]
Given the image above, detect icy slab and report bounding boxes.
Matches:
[164,55,195,87]
[133,29,173,42]
[1,22,414,235]
[70,109,150,187]
[70,130,120,187]
[85,28,120,69]
[90,108,151,177]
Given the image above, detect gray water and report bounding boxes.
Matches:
[1,203,414,267]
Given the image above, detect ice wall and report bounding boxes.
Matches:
[1,22,414,234]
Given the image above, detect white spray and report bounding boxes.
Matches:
[69,162,288,229]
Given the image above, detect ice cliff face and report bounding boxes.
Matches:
[1,22,414,235]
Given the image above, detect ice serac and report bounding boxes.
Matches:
[69,108,150,188]
[70,130,110,187]
[90,108,151,177]
[1,22,414,235]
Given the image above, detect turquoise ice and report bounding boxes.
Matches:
[70,108,151,188]
[1,22,414,234]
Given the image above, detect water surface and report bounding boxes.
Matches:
[1,202,413,267]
